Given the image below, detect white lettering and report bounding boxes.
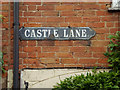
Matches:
[69,30,74,37]
[31,30,36,37]
[42,30,48,37]
[48,30,51,37]
[54,29,59,37]
[24,29,89,39]
[64,30,68,37]
[75,29,80,37]
[37,29,42,37]
[82,29,87,37]
[24,29,30,37]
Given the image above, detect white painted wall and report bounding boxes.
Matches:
[20,69,109,88]
[7,69,110,88]
[112,0,120,8]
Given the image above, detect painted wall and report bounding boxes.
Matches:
[7,69,109,88]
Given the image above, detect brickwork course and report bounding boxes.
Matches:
[1,1,120,78]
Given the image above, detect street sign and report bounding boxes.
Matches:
[19,27,96,40]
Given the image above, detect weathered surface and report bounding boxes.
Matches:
[19,27,96,40]
[20,69,109,88]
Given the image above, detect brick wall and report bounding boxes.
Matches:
[2,1,120,78]
[1,2,11,78]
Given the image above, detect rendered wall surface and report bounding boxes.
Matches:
[7,69,110,88]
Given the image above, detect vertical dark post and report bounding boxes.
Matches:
[13,0,19,88]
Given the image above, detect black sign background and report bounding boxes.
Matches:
[19,27,96,40]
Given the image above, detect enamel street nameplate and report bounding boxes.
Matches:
[19,27,96,40]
